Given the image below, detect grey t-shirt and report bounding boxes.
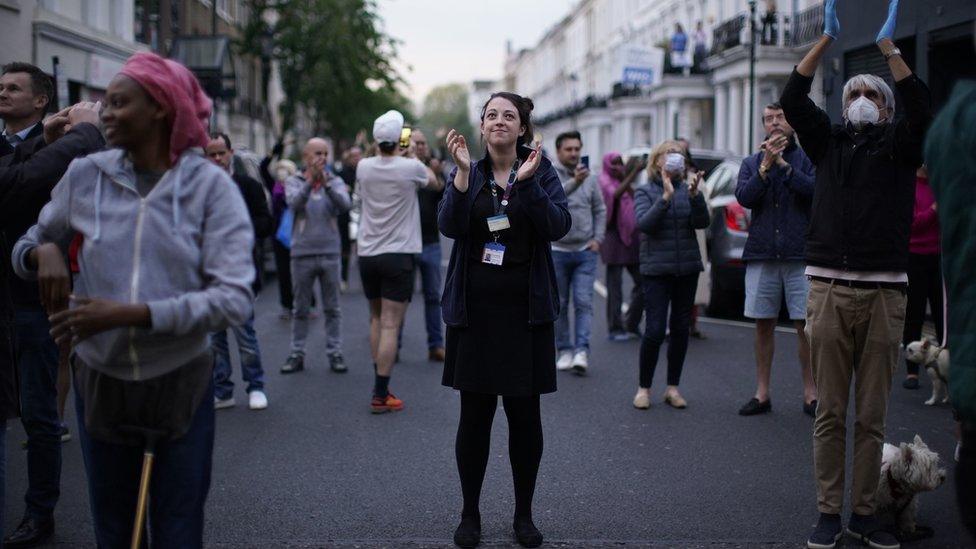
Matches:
[355,155,429,256]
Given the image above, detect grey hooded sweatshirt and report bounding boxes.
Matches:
[284,171,351,257]
[13,149,254,381]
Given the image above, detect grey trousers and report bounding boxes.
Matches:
[290,254,342,356]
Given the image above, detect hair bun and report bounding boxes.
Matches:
[524,97,535,112]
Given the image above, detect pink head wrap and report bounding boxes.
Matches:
[598,152,638,248]
[119,52,212,165]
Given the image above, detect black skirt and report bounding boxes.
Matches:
[442,260,556,397]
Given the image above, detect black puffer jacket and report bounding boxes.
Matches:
[634,177,710,276]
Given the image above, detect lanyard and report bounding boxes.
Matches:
[488,166,519,216]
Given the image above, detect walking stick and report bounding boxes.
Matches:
[121,426,166,549]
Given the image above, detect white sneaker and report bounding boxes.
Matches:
[248,390,268,410]
[214,396,235,410]
[571,350,589,375]
[556,350,573,371]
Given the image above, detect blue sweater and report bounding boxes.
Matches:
[734,142,815,262]
[438,151,572,327]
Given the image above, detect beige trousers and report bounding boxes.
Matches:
[805,279,906,515]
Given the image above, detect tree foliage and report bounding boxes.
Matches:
[417,83,475,154]
[241,0,412,142]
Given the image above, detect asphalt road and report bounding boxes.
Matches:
[3,254,967,548]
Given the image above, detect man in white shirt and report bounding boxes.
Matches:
[356,110,433,413]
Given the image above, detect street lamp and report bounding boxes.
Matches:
[748,0,757,149]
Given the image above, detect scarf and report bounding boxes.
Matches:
[119,52,212,165]
[598,152,637,247]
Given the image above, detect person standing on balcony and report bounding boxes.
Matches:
[693,21,709,70]
[761,0,778,45]
[670,23,690,74]
[734,102,817,418]
[551,131,605,375]
[780,1,932,547]
[632,140,709,411]
[900,164,943,391]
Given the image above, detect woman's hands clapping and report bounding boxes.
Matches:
[446,129,471,192]
[516,145,543,182]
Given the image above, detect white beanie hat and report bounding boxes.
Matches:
[373,110,404,144]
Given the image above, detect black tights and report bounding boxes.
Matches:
[455,391,543,520]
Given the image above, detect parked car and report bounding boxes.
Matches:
[702,158,750,318]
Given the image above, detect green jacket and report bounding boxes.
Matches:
[925,80,976,424]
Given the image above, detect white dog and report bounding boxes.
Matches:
[905,338,950,406]
[876,435,946,540]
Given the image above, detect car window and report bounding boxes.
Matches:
[705,165,729,199]
[712,162,741,198]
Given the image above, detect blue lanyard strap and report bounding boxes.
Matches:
[488,165,519,216]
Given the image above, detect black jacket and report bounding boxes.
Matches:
[0,122,104,420]
[779,69,931,272]
[634,177,710,276]
[232,172,273,294]
[1,123,105,311]
[439,148,572,327]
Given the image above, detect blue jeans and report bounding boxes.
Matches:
[553,250,598,352]
[418,242,444,349]
[212,313,265,400]
[75,381,215,549]
[639,273,699,388]
[14,308,61,520]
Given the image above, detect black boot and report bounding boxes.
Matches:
[513,516,543,548]
[453,515,481,548]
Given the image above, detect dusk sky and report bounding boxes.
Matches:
[378,0,575,108]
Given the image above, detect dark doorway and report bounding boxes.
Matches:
[928,21,976,110]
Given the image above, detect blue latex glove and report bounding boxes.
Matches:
[877,0,898,43]
[823,0,840,39]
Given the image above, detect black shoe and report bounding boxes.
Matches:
[902,376,920,390]
[807,513,842,549]
[739,397,771,416]
[453,515,481,548]
[803,400,818,418]
[4,516,54,548]
[280,354,304,374]
[513,517,543,548]
[329,353,347,373]
[846,513,900,549]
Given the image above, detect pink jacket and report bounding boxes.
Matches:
[910,176,940,255]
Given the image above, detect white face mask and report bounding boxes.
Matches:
[664,153,686,174]
[847,96,881,130]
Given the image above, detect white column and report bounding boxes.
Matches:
[740,78,751,156]
[715,83,728,151]
[728,79,742,155]
[668,98,681,139]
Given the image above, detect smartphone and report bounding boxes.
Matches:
[399,127,412,149]
[581,155,589,169]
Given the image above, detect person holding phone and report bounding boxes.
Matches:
[550,131,605,375]
[440,92,570,548]
[632,139,709,410]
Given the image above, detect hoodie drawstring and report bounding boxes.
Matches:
[171,159,182,233]
[93,171,103,242]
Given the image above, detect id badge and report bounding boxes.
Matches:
[482,242,505,266]
[486,214,511,232]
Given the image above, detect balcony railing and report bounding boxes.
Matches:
[791,3,824,47]
[711,13,747,56]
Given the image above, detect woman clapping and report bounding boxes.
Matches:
[632,140,709,410]
[440,92,570,548]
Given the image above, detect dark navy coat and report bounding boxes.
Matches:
[438,149,571,327]
[735,141,815,262]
